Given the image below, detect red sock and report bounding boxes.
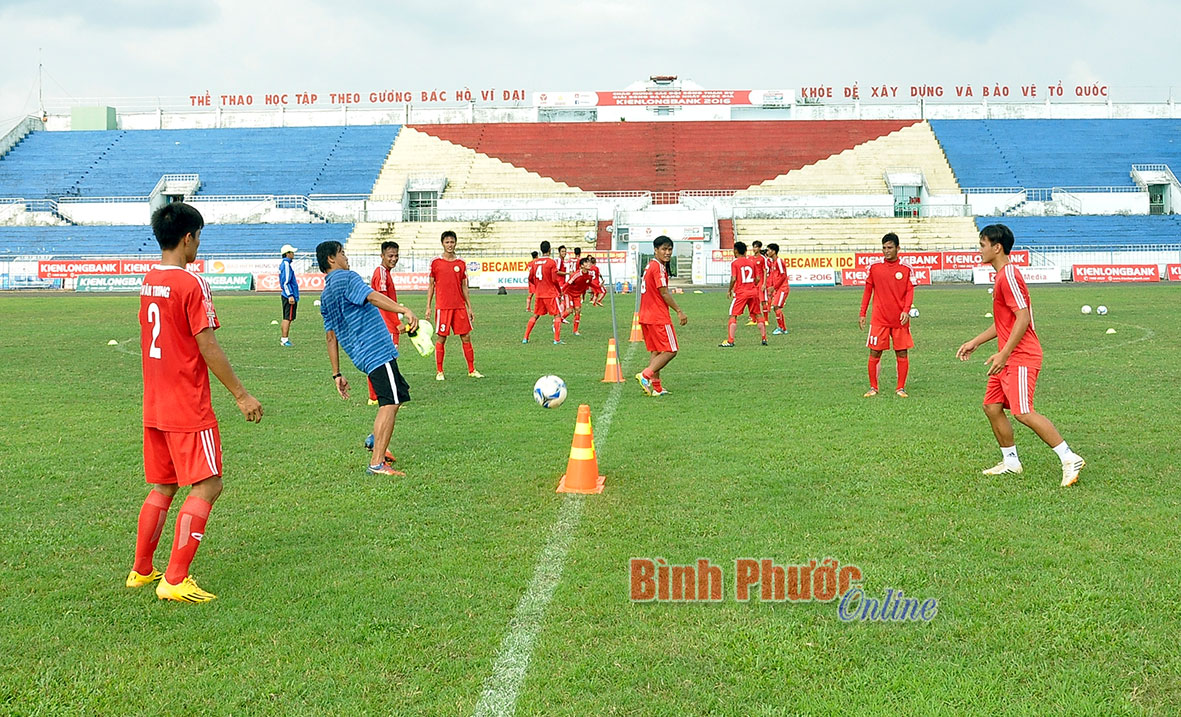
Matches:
[133,490,173,574]
[164,496,212,584]
[553,316,562,341]
[759,320,767,341]
[524,316,537,340]
[652,378,663,392]
[776,309,786,331]
[897,356,909,390]
[367,377,377,401]
[573,315,580,333]
[868,356,881,391]
[728,317,737,342]
[642,368,654,380]
[462,342,475,372]
[435,343,445,373]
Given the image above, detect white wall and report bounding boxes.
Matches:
[1071,192,1149,214]
[58,202,148,225]
[966,192,1026,216]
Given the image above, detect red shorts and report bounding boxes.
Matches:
[533,297,559,316]
[985,364,1039,415]
[435,308,472,336]
[866,324,914,350]
[144,425,222,486]
[565,293,584,309]
[641,323,679,353]
[591,281,604,295]
[771,287,789,308]
[381,315,401,345]
[729,294,763,318]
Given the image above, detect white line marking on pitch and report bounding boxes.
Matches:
[472,342,639,717]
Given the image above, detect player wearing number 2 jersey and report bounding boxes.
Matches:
[131,203,263,604]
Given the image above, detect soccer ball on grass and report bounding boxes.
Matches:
[1081,305,1092,315]
[1097,305,1108,315]
[533,375,567,408]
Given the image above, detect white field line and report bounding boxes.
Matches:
[472,341,640,717]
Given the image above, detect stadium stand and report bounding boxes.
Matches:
[347,221,595,255]
[412,121,918,192]
[974,215,1181,247]
[930,119,1181,188]
[0,223,354,256]
[735,217,979,250]
[737,122,960,194]
[0,126,400,198]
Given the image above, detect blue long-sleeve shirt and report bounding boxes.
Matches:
[279,257,300,300]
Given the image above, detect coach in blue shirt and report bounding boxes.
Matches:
[279,244,300,347]
[316,240,420,477]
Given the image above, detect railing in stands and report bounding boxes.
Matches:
[58,196,149,204]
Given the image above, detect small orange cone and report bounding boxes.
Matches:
[556,404,605,494]
[629,312,643,342]
[601,338,625,383]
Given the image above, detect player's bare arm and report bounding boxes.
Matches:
[194,328,263,422]
[658,286,688,326]
[325,330,350,399]
[367,292,419,332]
[424,277,435,317]
[461,281,474,323]
[985,307,1031,375]
[957,325,998,361]
[728,276,736,299]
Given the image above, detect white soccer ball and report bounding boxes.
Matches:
[1081,305,1092,315]
[908,307,920,318]
[533,375,567,409]
[1096,305,1108,315]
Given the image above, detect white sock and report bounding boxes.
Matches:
[1001,445,1020,465]
[1052,442,1072,460]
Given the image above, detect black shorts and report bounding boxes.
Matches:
[367,359,411,406]
[282,297,298,321]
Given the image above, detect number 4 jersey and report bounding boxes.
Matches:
[139,265,220,431]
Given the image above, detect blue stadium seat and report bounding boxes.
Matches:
[975,215,1181,247]
[931,119,1181,188]
[0,126,400,199]
[0,223,354,256]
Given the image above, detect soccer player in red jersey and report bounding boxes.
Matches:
[525,250,540,312]
[367,241,402,405]
[957,224,1085,486]
[562,257,595,336]
[750,240,770,320]
[523,240,564,344]
[636,235,688,397]
[131,203,263,603]
[426,230,483,380]
[765,243,790,335]
[858,233,914,397]
[720,241,767,347]
[587,256,605,306]
[555,245,571,318]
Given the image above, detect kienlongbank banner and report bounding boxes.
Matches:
[76,275,144,292]
[201,273,253,291]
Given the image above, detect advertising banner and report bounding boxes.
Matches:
[255,273,326,292]
[1071,265,1160,283]
[76,275,144,292]
[973,266,1063,285]
[1166,264,1181,281]
[201,273,253,291]
[39,259,204,278]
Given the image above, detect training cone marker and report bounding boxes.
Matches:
[984,313,993,318]
[271,320,280,325]
[601,338,625,383]
[556,404,605,494]
[1106,328,1117,334]
[313,299,321,307]
[107,339,118,345]
[629,312,643,343]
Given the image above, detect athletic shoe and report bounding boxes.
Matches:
[719,341,735,348]
[367,463,406,477]
[521,339,528,344]
[635,372,653,396]
[863,389,879,397]
[771,328,784,335]
[895,389,909,398]
[1061,454,1086,487]
[573,331,582,336]
[367,398,379,406]
[562,318,570,324]
[156,575,217,603]
[126,569,163,588]
[435,372,445,381]
[363,434,395,463]
[745,320,757,326]
[982,462,1023,475]
[761,339,768,346]
[553,340,564,345]
[280,338,292,347]
[468,370,485,378]
[651,388,670,397]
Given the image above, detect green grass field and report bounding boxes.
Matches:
[2,283,1179,716]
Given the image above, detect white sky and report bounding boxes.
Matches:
[2,0,1179,126]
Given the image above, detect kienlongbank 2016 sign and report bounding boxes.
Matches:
[76,275,144,292]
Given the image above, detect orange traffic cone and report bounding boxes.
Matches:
[556,404,605,494]
[629,312,643,343]
[601,338,625,383]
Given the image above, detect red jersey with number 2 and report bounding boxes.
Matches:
[139,266,219,432]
